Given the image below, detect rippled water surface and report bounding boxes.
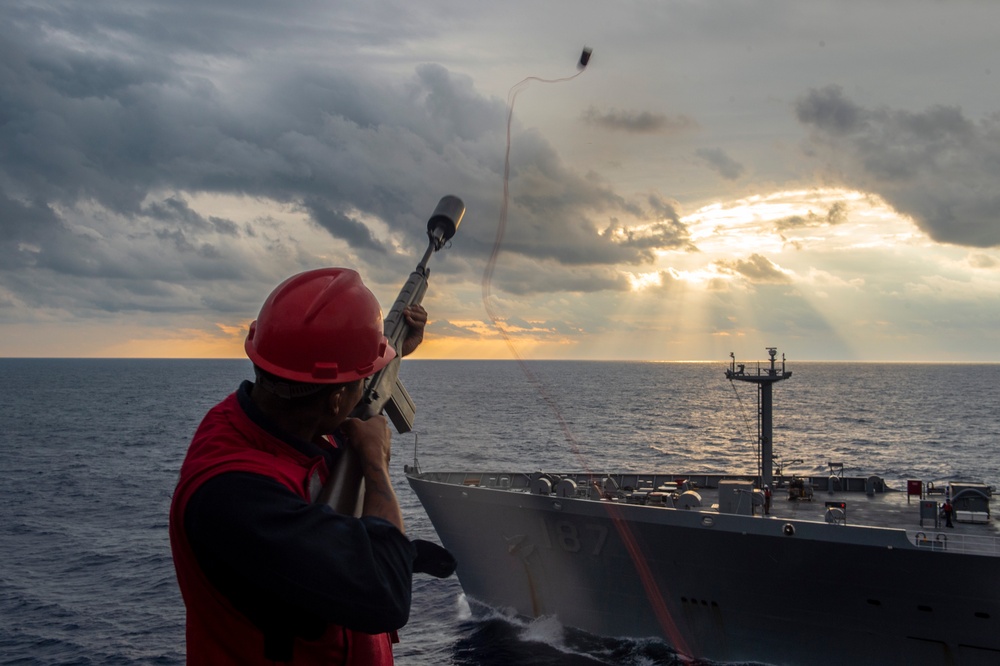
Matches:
[2,359,997,664]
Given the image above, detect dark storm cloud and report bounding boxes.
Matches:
[1,1,691,319]
[0,196,61,264]
[796,86,866,135]
[797,85,1000,248]
[302,201,388,254]
[490,131,693,270]
[144,197,240,236]
[647,193,682,223]
[492,257,630,295]
[696,147,745,180]
[581,106,698,134]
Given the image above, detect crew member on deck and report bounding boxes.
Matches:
[942,498,955,528]
[169,268,452,665]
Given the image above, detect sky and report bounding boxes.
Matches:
[3,1,1000,362]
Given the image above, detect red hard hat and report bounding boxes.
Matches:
[245,268,395,384]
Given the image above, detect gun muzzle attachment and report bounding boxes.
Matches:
[427,195,465,250]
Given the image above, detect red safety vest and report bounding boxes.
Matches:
[169,392,394,665]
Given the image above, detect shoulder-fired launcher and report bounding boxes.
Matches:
[319,195,465,514]
[356,195,464,432]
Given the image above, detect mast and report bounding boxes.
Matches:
[726,347,792,488]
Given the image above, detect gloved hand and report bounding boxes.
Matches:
[411,539,457,578]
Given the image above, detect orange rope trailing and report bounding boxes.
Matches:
[605,502,692,662]
[480,51,695,662]
[481,66,590,460]
[481,69,583,336]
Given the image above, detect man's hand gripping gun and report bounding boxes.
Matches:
[317,196,465,517]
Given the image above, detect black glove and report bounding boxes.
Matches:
[412,539,457,578]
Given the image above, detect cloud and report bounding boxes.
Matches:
[774,200,849,231]
[496,137,694,266]
[301,200,389,254]
[714,254,793,284]
[696,147,745,180]
[804,267,865,290]
[489,256,631,295]
[424,319,487,340]
[797,85,1000,248]
[0,3,691,325]
[967,253,998,269]
[143,197,240,237]
[581,106,698,134]
[796,86,867,135]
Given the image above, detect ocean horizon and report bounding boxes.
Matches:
[2,358,998,664]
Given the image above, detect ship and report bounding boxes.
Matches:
[405,349,1000,665]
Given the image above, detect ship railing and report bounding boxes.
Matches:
[727,360,775,377]
[907,530,1000,556]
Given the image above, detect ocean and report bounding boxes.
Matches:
[2,358,998,665]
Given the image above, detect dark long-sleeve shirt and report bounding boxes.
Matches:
[183,382,415,641]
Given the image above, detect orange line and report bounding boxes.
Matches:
[480,65,694,660]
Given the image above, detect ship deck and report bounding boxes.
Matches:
[410,469,1000,556]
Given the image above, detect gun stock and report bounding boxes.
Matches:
[321,195,465,515]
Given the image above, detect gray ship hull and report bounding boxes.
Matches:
[407,470,1000,666]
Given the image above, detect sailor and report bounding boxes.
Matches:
[942,498,955,528]
[169,268,452,665]
[763,484,772,515]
